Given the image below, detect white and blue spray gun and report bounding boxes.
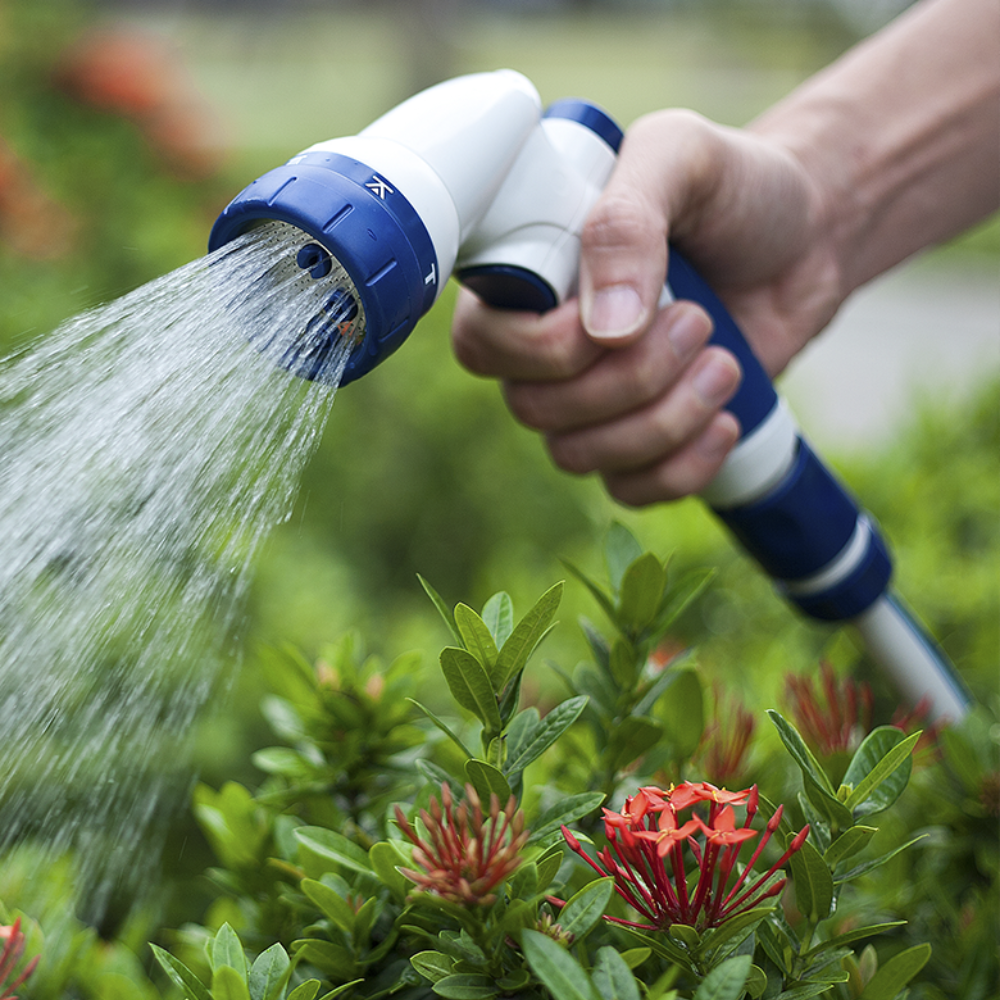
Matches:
[209,69,970,722]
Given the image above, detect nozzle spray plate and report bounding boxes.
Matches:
[216,221,367,385]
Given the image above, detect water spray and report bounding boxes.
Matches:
[209,69,970,722]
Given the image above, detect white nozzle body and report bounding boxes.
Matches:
[300,70,544,297]
[456,115,617,301]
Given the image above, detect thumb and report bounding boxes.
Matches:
[578,132,671,345]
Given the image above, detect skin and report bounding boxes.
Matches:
[450,0,1000,507]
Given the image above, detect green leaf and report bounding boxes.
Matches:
[212,924,247,977]
[824,826,878,868]
[571,661,619,718]
[617,552,667,634]
[833,834,926,884]
[482,592,514,648]
[415,758,463,796]
[498,667,525,726]
[939,726,982,794]
[193,782,265,870]
[767,711,835,795]
[493,582,563,691]
[802,920,906,959]
[768,711,853,830]
[150,945,212,1000]
[285,983,321,1000]
[842,727,918,816]
[486,735,505,771]
[370,840,412,899]
[668,924,701,950]
[411,950,455,984]
[650,568,715,640]
[291,940,357,977]
[619,947,652,971]
[504,695,588,774]
[432,974,498,999]
[529,791,606,844]
[773,984,836,999]
[248,944,290,1000]
[632,651,694,718]
[701,906,774,959]
[692,954,752,1000]
[592,946,642,1000]
[657,668,704,759]
[316,984,365,1000]
[465,758,512,804]
[353,896,378,947]
[609,636,640,689]
[440,647,502,734]
[497,969,533,992]
[559,877,615,940]
[294,827,373,878]
[508,861,538,899]
[744,965,767,999]
[606,522,643,593]
[619,926,694,971]
[455,604,500,671]
[251,747,320,779]
[858,943,932,1000]
[563,560,617,627]
[536,845,566,892]
[787,836,834,923]
[607,715,664,773]
[521,929,598,1000]
[506,707,540,760]
[419,575,461,644]
[301,879,356,934]
[407,698,474,759]
[212,966,252,1000]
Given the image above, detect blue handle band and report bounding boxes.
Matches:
[666,249,777,438]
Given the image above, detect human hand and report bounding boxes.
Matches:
[451,109,843,506]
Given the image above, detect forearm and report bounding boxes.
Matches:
[751,0,1000,296]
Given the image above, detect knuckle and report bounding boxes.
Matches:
[581,194,660,258]
[503,383,550,431]
[627,350,671,405]
[451,328,491,376]
[648,401,687,454]
[547,435,590,475]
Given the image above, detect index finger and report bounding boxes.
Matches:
[451,287,605,382]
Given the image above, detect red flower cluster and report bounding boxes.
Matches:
[0,919,38,1000]
[786,661,874,756]
[395,783,529,907]
[562,781,808,932]
[696,685,756,785]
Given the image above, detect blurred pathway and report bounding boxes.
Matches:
[780,255,999,451]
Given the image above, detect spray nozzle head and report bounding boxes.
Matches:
[209,150,439,386]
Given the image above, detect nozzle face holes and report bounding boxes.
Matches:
[234,222,368,384]
[296,243,333,279]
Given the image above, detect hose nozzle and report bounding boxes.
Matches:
[209,71,971,721]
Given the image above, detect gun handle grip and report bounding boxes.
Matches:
[666,249,777,439]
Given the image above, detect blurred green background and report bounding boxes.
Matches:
[1,0,996,847]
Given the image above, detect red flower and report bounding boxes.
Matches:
[562,780,808,933]
[395,783,529,907]
[786,661,874,756]
[0,919,38,1000]
[633,807,701,857]
[695,685,756,786]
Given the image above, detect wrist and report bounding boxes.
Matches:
[748,0,1000,296]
